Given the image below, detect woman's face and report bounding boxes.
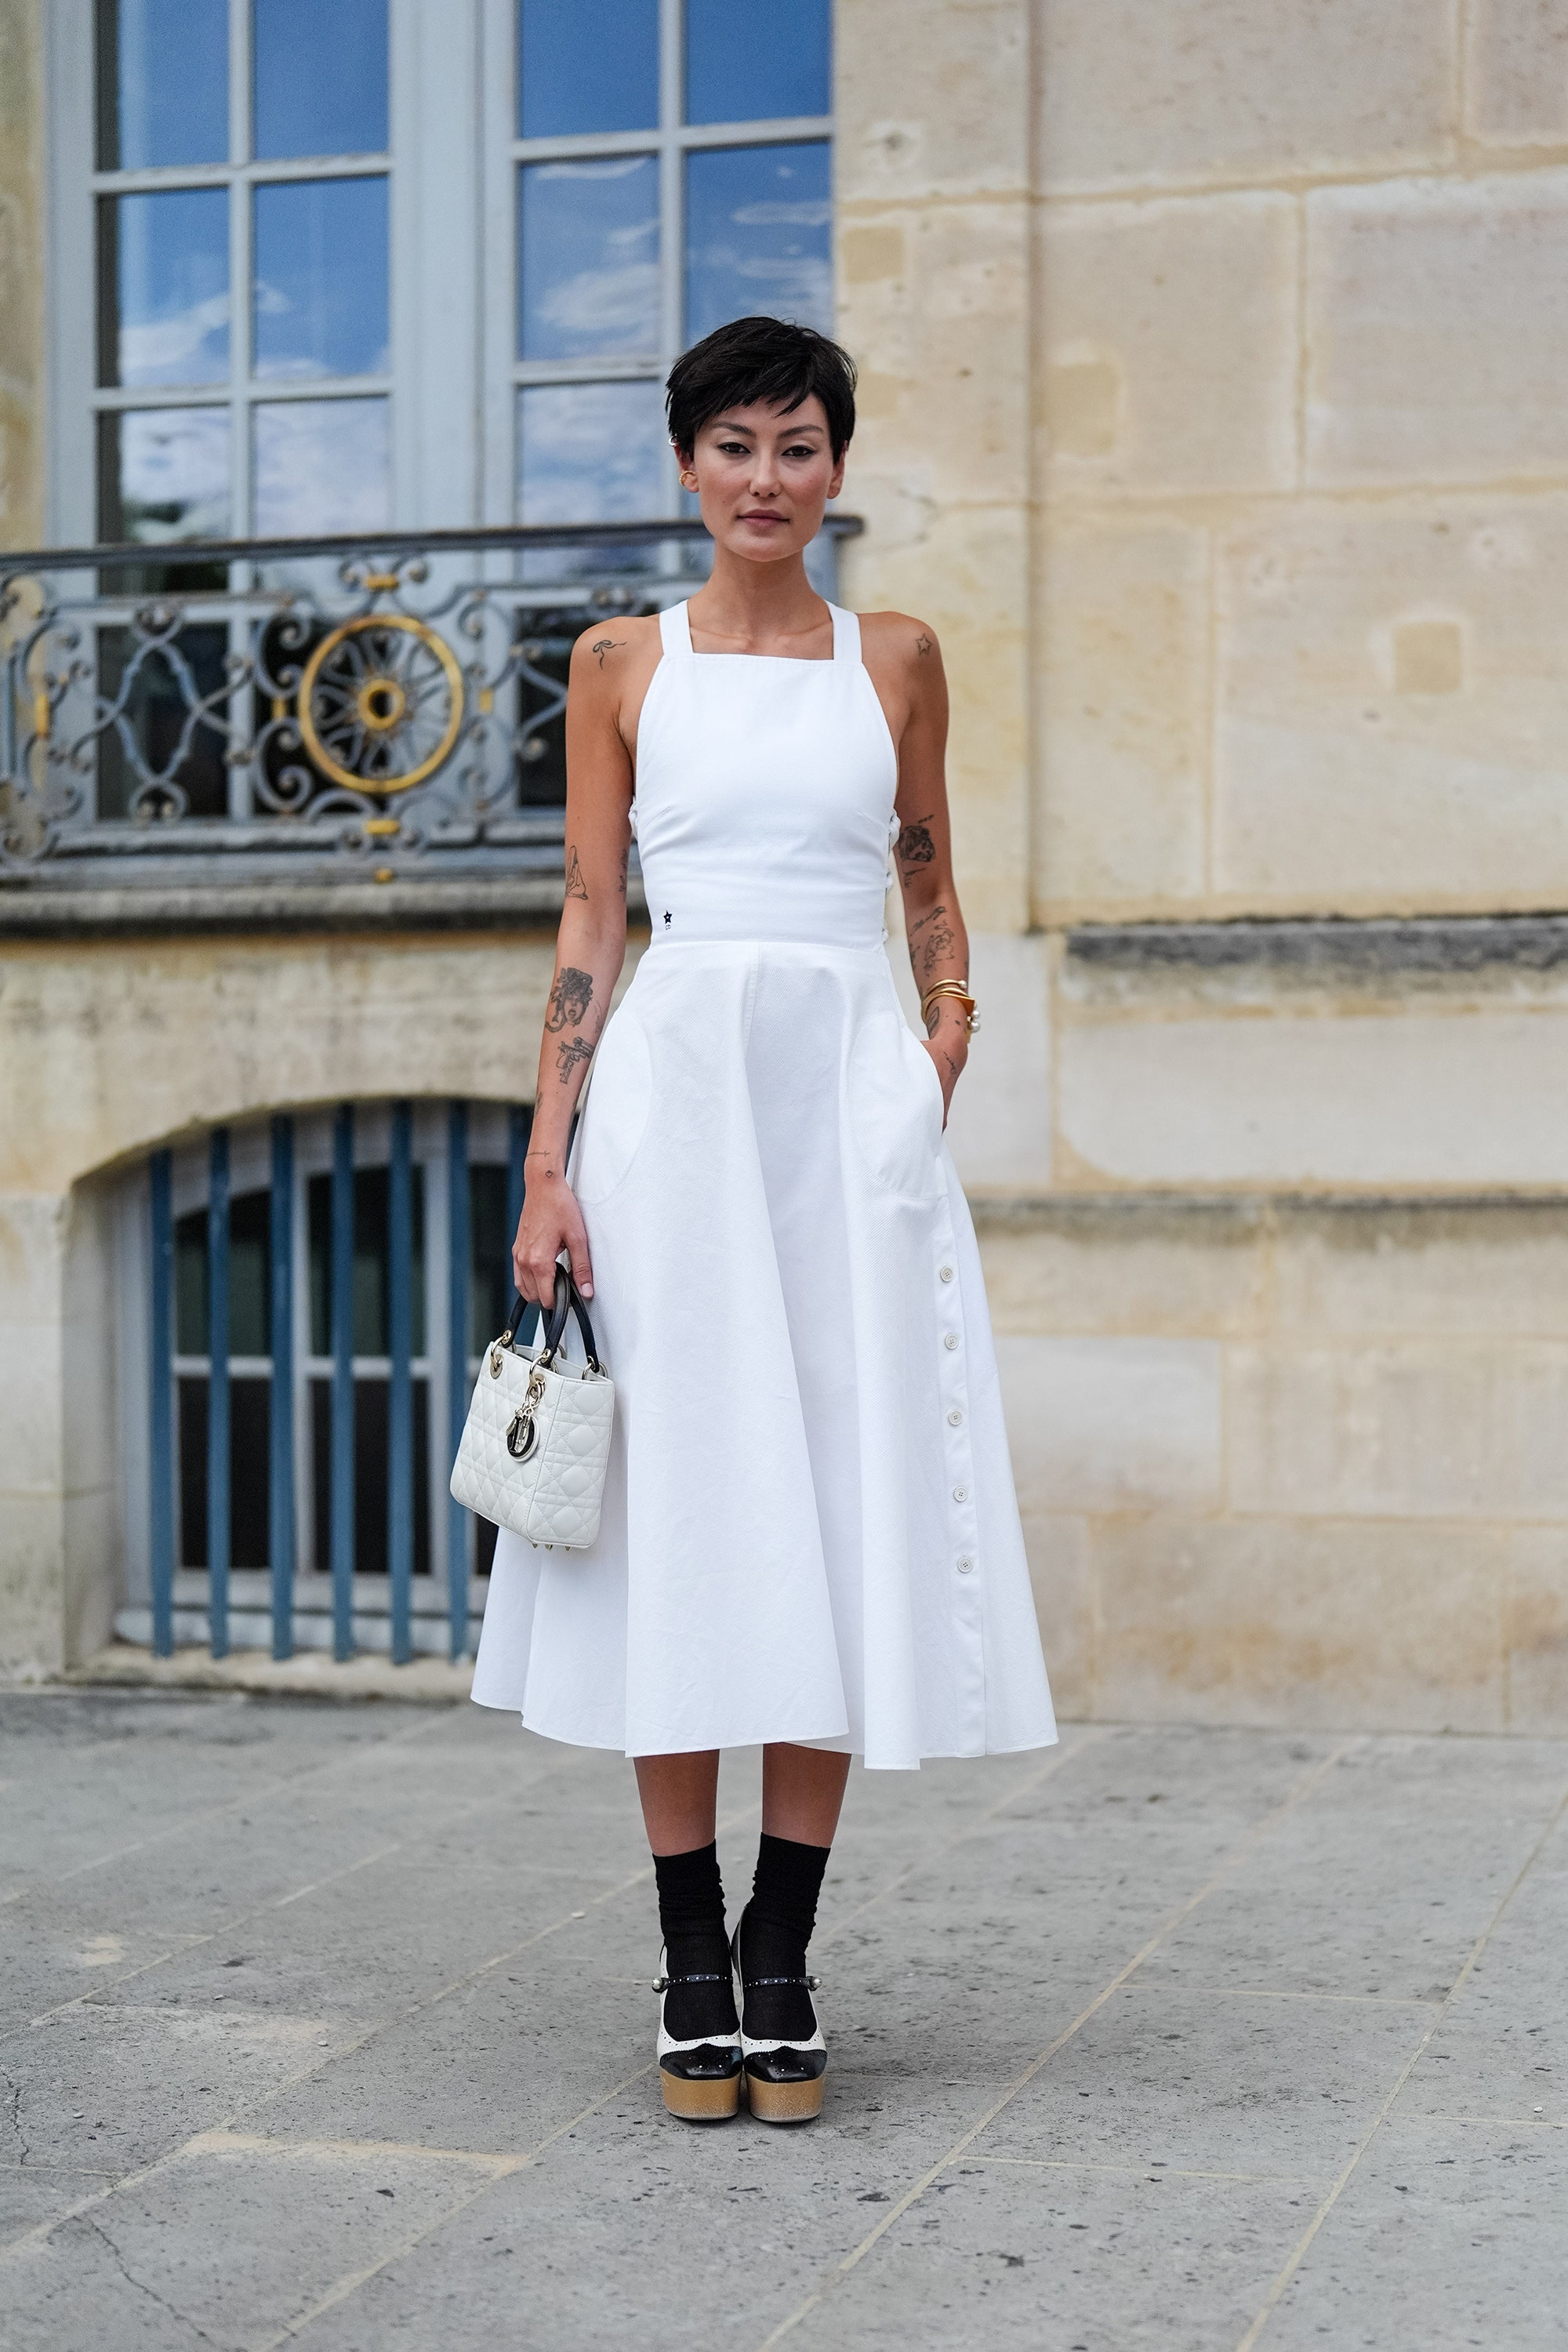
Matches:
[679,396,844,566]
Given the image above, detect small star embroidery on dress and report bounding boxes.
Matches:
[664,910,673,925]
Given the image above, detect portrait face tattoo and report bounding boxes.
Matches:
[546,967,594,1032]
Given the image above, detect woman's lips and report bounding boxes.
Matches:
[739,510,788,524]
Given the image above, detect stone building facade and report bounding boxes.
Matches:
[2,0,1566,1730]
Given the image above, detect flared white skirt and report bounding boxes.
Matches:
[470,938,1056,1771]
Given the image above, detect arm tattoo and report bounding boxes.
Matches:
[924,1000,942,1039]
[617,842,629,897]
[590,637,624,668]
[564,844,589,900]
[896,814,937,866]
[546,966,594,1033]
[917,923,956,978]
[909,902,947,933]
[915,633,932,655]
[554,1033,593,1083]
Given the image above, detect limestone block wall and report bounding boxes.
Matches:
[840,0,1568,1730]
[1032,0,1568,925]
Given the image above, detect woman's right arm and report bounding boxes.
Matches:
[511,627,637,1307]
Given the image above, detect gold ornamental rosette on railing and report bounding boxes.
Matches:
[296,606,464,796]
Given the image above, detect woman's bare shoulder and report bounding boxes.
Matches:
[569,612,663,678]
[855,609,942,670]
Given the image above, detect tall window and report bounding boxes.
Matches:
[93,0,393,550]
[513,0,833,538]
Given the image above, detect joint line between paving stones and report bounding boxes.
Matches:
[753,1735,1361,2352]
[967,2154,1330,2187]
[250,1753,1104,2343]
[13,1842,406,2038]
[1233,1782,1568,2352]
[0,1802,731,2274]
[258,2060,659,2350]
[49,1708,448,1889]
[815,1732,1109,1958]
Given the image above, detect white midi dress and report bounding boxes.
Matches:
[471,599,1057,1769]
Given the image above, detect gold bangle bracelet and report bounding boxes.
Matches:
[920,981,980,1037]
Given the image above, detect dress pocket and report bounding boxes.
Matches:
[572,1004,655,1206]
[847,1012,945,1202]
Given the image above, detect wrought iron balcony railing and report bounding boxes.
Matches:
[0,517,861,909]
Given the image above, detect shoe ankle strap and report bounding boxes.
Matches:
[652,1969,731,1991]
[746,1973,821,1989]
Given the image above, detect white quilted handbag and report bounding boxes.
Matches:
[449,1269,615,1551]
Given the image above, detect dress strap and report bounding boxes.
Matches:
[659,600,693,655]
[829,604,862,664]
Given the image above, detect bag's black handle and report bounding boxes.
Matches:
[506,1266,600,1372]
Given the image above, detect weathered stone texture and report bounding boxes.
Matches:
[1090,1515,1510,1733]
[1055,1005,1568,1190]
[1036,0,1457,193]
[1036,522,1210,915]
[977,1197,1568,1732]
[1465,0,1568,150]
[0,929,572,1197]
[1215,499,1568,910]
[1037,194,1298,495]
[1307,174,1568,488]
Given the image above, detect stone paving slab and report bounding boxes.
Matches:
[0,1691,1564,2350]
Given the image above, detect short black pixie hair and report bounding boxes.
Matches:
[666,314,857,462]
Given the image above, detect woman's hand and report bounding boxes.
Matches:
[923,1004,969,1126]
[513,1171,594,1305]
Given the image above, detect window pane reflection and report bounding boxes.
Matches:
[519,0,659,136]
[253,0,389,159]
[252,397,390,534]
[98,408,231,544]
[517,382,666,581]
[100,189,229,389]
[518,158,659,361]
[253,178,390,379]
[517,380,665,521]
[99,0,228,170]
[684,143,831,345]
[684,0,830,125]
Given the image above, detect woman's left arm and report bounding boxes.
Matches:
[887,623,971,1120]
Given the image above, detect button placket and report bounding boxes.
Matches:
[929,1203,984,1739]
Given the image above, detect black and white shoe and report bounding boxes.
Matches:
[731,1918,827,2124]
[653,1950,743,2122]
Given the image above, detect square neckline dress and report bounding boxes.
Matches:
[470,598,1057,1769]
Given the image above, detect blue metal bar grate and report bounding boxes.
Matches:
[330,1103,356,1661]
[148,1149,175,1657]
[269,1116,296,1659]
[387,1101,414,1667]
[206,1127,230,1657]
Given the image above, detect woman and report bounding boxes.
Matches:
[471,314,1056,2125]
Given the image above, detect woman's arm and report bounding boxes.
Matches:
[888,625,971,1118]
[511,626,637,1305]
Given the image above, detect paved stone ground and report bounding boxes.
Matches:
[1,1692,1564,2350]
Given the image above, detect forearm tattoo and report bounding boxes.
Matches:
[909,900,956,981]
[896,813,936,866]
[564,844,588,900]
[546,966,594,1033]
[617,841,629,897]
[554,1033,594,1082]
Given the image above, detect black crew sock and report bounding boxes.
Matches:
[653,1842,739,2042]
[739,1832,831,2042]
